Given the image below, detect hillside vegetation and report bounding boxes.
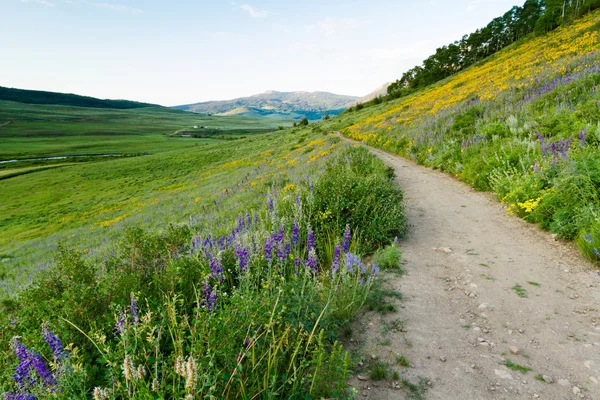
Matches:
[0,86,155,109]
[0,100,288,160]
[0,123,406,398]
[340,10,600,263]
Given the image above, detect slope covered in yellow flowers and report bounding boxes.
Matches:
[344,11,600,143]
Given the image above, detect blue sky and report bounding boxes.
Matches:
[2,0,520,105]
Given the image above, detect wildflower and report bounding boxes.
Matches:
[267,197,274,213]
[579,128,587,146]
[291,221,299,246]
[123,355,135,383]
[584,233,594,244]
[307,226,315,251]
[305,248,318,273]
[234,243,250,272]
[202,283,217,311]
[42,325,67,362]
[345,253,360,273]
[174,355,186,376]
[92,387,110,400]
[115,311,126,334]
[342,224,351,253]
[594,248,600,259]
[185,357,198,391]
[136,365,146,380]
[331,243,341,277]
[264,236,275,264]
[130,293,139,325]
[209,257,223,282]
[11,337,56,389]
[533,161,540,175]
[4,393,37,400]
[295,193,301,207]
[152,378,159,392]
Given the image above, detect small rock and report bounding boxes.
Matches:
[569,294,578,300]
[357,375,368,381]
[478,337,487,342]
[542,375,553,384]
[478,303,488,310]
[440,356,447,362]
[495,369,514,380]
[533,394,540,398]
[370,354,377,360]
[509,346,520,355]
[358,361,364,367]
[584,360,595,369]
[518,329,525,334]
[427,381,432,386]
[558,379,570,387]
[590,376,598,385]
[573,386,581,395]
[471,364,476,368]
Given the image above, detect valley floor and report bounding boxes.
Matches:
[345,139,600,399]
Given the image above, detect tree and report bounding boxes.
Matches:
[299,117,309,126]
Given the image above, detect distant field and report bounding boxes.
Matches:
[0,100,290,159]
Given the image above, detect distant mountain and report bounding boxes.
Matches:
[355,82,390,104]
[0,86,156,110]
[174,91,360,120]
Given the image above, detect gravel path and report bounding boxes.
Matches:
[343,139,600,400]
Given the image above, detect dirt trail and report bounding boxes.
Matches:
[344,139,600,399]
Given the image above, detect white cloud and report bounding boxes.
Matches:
[78,0,143,14]
[240,4,268,18]
[20,0,55,7]
[306,17,370,35]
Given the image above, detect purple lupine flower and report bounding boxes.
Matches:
[235,243,250,272]
[202,283,217,311]
[345,253,360,273]
[579,128,587,147]
[267,197,274,213]
[12,338,35,388]
[42,325,66,361]
[331,243,341,277]
[11,337,55,389]
[115,311,126,334]
[209,257,223,282]
[291,221,299,246]
[594,248,600,259]
[295,193,301,207]
[264,236,275,264]
[31,353,55,387]
[305,248,318,273]
[371,264,380,280]
[550,142,558,157]
[342,224,351,253]
[584,233,594,244]
[4,392,37,400]
[130,293,139,325]
[533,161,540,175]
[277,243,287,264]
[307,227,315,251]
[293,257,302,276]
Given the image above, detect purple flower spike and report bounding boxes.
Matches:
[42,325,67,361]
[292,221,299,246]
[307,226,315,251]
[584,233,594,244]
[235,243,250,272]
[130,293,139,325]
[209,257,224,282]
[305,248,318,273]
[202,283,217,311]
[342,224,351,253]
[331,243,341,277]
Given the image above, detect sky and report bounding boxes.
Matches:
[1,0,521,106]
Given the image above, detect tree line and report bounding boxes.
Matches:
[348,0,600,111]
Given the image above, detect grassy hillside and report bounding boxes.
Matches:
[0,86,155,109]
[339,10,600,263]
[0,121,406,398]
[0,100,290,160]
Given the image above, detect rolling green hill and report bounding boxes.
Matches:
[0,86,156,109]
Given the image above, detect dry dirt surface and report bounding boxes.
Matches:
[342,139,600,400]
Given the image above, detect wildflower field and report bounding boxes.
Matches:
[339,10,600,263]
[0,120,406,398]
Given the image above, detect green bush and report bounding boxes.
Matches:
[312,147,406,254]
[373,242,403,271]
